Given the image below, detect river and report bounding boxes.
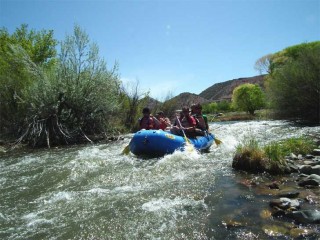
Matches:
[1,120,319,239]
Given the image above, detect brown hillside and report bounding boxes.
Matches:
[166,92,210,109]
[147,75,267,111]
[199,75,267,101]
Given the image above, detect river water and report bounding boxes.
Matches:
[1,120,319,239]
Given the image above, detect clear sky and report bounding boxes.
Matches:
[1,0,319,100]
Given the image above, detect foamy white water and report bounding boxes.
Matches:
[0,120,319,239]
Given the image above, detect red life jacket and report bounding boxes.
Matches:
[139,116,158,130]
[180,115,196,128]
[158,117,167,130]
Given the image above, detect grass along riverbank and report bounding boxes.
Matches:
[230,135,320,237]
[208,109,274,122]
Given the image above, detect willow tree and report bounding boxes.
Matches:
[232,84,265,115]
[16,25,121,147]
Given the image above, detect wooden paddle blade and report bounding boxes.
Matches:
[214,138,222,145]
[122,144,130,155]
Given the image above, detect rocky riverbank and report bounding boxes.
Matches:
[269,150,320,224]
[232,146,320,238]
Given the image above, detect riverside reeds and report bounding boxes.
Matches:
[233,136,316,175]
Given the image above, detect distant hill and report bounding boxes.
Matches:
[145,75,267,111]
[199,75,267,101]
[165,92,210,109]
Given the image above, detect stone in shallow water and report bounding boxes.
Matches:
[260,209,272,219]
[263,224,289,237]
[305,154,315,159]
[298,174,320,187]
[286,210,320,224]
[269,198,300,210]
[312,149,320,156]
[289,227,315,238]
[221,219,246,229]
[277,191,299,199]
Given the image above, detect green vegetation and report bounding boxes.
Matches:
[0,25,58,135]
[266,41,320,123]
[232,83,265,115]
[233,136,316,175]
[1,24,319,148]
[227,41,319,124]
[233,138,267,173]
[0,24,57,67]
[0,25,124,147]
[202,100,233,114]
[279,137,317,156]
[0,24,177,147]
[263,141,284,162]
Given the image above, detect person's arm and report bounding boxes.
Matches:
[138,118,142,130]
[165,117,171,127]
[203,115,209,131]
[153,117,161,129]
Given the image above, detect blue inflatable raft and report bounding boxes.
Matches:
[129,129,215,157]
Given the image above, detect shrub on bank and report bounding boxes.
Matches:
[280,137,316,156]
[232,137,316,175]
[232,138,267,173]
[266,42,320,123]
[5,25,122,147]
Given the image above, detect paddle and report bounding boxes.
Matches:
[205,129,222,145]
[214,138,222,145]
[210,125,222,145]
[122,143,130,155]
[175,116,193,150]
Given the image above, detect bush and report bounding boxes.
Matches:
[266,42,320,123]
[233,138,287,175]
[264,141,284,161]
[263,142,288,174]
[233,136,316,175]
[279,137,316,156]
[15,25,121,147]
[232,138,267,173]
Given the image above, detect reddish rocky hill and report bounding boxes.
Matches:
[146,75,267,110]
[165,92,210,109]
[199,75,267,101]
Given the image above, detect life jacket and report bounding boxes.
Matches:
[158,117,168,130]
[139,116,158,130]
[193,114,207,130]
[180,115,196,128]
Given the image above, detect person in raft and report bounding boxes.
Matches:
[155,111,172,130]
[170,106,197,137]
[139,107,160,130]
[191,103,209,136]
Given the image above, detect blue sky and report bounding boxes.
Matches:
[1,0,319,100]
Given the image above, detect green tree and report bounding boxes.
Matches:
[232,83,265,115]
[202,102,218,114]
[1,24,57,67]
[266,42,320,123]
[14,25,121,147]
[217,100,232,112]
[0,25,57,133]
